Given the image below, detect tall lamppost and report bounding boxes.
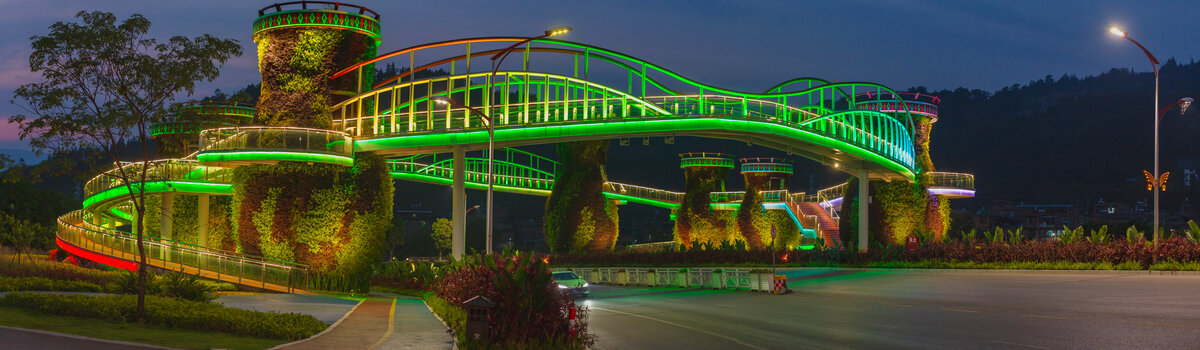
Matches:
[439,25,573,254]
[480,26,571,255]
[1109,26,1167,245]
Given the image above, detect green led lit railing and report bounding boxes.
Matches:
[254,1,380,43]
[927,172,975,190]
[334,73,914,177]
[333,71,671,135]
[679,152,735,168]
[150,104,256,137]
[603,182,684,206]
[58,210,308,293]
[84,160,231,199]
[328,37,918,179]
[197,127,354,166]
[739,159,795,174]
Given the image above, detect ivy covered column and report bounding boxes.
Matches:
[675,153,734,247]
[544,140,618,253]
[226,4,391,290]
[737,158,798,249]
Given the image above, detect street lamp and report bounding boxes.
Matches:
[1109,26,1168,245]
[479,26,572,255]
[434,27,573,255]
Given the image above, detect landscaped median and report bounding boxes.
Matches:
[0,252,330,349]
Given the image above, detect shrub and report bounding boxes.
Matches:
[434,252,593,348]
[371,260,442,290]
[0,276,103,292]
[0,293,326,340]
[0,253,123,284]
[160,271,216,302]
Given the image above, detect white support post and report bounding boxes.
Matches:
[197,194,210,248]
[858,166,869,253]
[452,146,466,260]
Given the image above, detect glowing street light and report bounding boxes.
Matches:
[474,26,572,255]
[1109,26,1174,245]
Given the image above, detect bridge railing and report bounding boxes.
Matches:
[84,160,231,198]
[58,210,308,292]
[199,127,353,156]
[927,172,975,190]
[604,182,683,204]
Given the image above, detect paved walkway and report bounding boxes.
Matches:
[372,294,455,350]
[275,293,454,350]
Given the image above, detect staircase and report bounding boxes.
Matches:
[796,202,841,248]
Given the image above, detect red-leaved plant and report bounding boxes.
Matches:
[434,251,594,348]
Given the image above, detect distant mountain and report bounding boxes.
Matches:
[924,59,1200,211]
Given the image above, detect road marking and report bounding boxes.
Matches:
[592,306,767,350]
[367,298,397,350]
[941,308,981,313]
[1128,321,1200,329]
[1021,314,1071,320]
[990,340,1050,349]
[882,303,912,307]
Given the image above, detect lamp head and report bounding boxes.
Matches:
[1109,27,1126,37]
[1181,97,1194,115]
[431,96,454,106]
[544,26,572,37]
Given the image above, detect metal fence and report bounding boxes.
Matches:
[57,210,308,293]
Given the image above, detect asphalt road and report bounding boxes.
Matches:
[583,270,1200,349]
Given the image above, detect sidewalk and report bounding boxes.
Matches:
[372,294,455,350]
[276,294,453,350]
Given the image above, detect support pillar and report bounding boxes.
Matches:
[452,146,466,260]
[197,194,210,248]
[858,167,869,253]
[161,192,174,261]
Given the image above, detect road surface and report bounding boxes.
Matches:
[584,269,1200,349]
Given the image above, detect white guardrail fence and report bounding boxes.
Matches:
[557,267,780,292]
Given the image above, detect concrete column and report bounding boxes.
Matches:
[197,194,210,248]
[452,146,466,260]
[858,167,869,253]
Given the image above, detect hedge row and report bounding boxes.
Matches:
[0,293,326,340]
[0,276,103,292]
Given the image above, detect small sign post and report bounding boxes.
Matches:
[907,235,919,252]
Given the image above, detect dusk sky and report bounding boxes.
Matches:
[2,0,1198,155]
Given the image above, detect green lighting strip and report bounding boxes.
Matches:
[740,163,794,174]
[197,151,354,167]
[390,173,552,197]
[600,193,680,210]
[358,118,915,180]
[680,157,735,168]
[253,9,381,43]
[83,181,233,209]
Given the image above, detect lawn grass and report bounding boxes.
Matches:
[0,306,288,350]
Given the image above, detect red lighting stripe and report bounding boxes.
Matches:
[56,237,137,272]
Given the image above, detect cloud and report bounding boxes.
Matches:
[0,46,35,90]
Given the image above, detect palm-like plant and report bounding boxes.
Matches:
[1088,225,1111,244]
[1006,227,1024,244]
[1186,220,1200,243]
[1125,225,1144,243]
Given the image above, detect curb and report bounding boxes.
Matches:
[0,325,178,350]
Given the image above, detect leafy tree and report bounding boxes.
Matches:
[431,218,453,259]
[8,11,241,320]
[0,211,45,266]
[384,215,406,260]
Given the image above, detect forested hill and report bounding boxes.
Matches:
[924,59,1200,210]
